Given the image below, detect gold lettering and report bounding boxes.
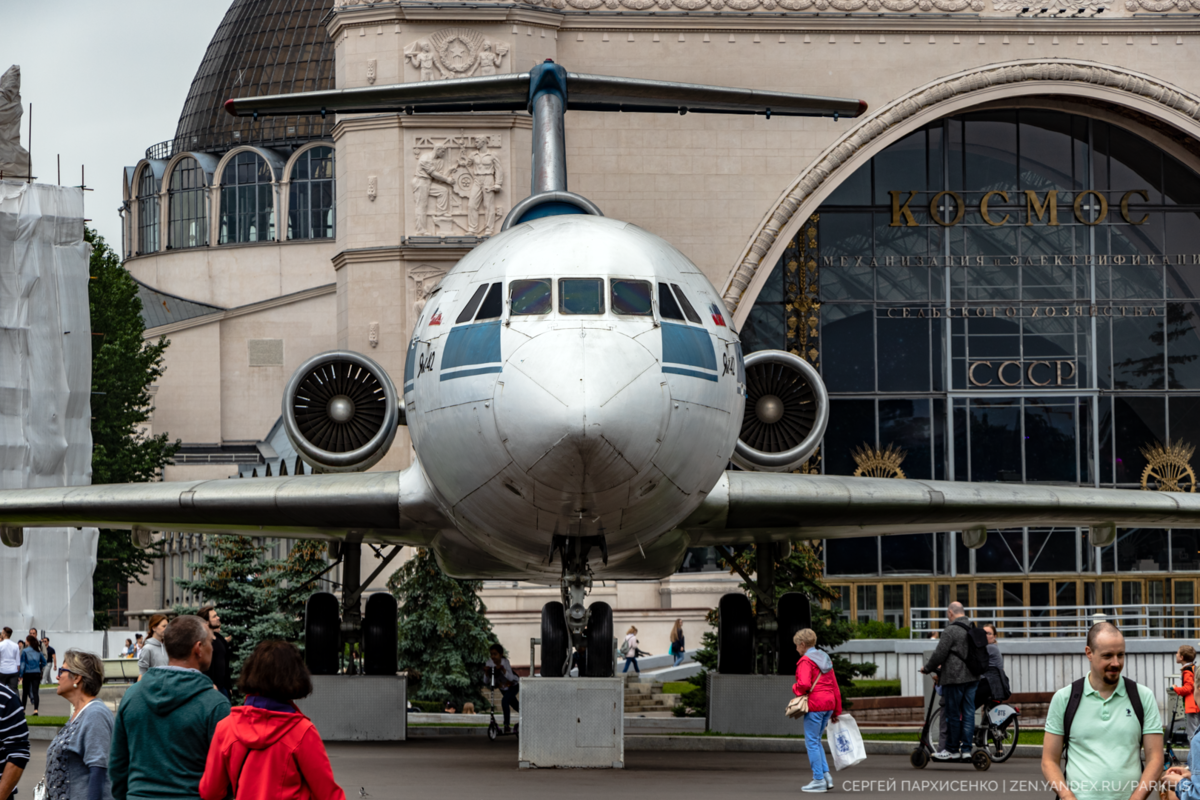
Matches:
[1120,190,1149,225]
[1150,306,1158,316]
[1032,306,1039,317]
[928,190,965,227]
[998,361,1022,387]
[1073,189,1109,226]
[1025,190,1059,226]
[890,190,919,227]
[968,361,993,387]
[1006,307,1017,317]
[887,308,899,318]
[1056,360,1077,385]
[903,307,910,318]
[918,308,926,318]
[1028,361,1053,387]
[932,308,941,318]
[822,257,835,267]
[1046,306,1056,317]
[980,190,1011,226]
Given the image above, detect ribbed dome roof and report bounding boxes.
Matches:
[171,0,336,156]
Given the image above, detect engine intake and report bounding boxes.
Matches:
[731,350,829,473]
[283,351,400,473]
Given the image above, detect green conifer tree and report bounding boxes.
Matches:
[386,548,496,709]
[87,228,180,629]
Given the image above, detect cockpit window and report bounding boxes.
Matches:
[510,279,552,315]
[456,284,489,324]
[611,280,652,316]
[671,284,703,324]
[658,282,685,321]
[475,283,504,321]
[559,279,603,315]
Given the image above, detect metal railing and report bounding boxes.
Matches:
[144,141,174,161]
[909,604,1198,639]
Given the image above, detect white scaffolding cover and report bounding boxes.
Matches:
[0,180,95,632]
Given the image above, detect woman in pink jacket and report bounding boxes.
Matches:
[793,628,843,794]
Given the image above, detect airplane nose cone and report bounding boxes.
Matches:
[494,327,667,495]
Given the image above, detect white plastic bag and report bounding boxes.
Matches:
[827,714,867,771]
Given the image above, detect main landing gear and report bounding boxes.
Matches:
[541,534,615,677]
[716,543,813,675]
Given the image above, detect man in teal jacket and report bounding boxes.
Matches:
[109,615,230,800]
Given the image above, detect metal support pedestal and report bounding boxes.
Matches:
[517,677,624,768]
[296,675,407,741]
[708,674,808,737]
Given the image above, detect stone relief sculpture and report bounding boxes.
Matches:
[0,66,30,179]
[367,58,377,85]
[410,135,505,237]
[409,264,448,328]
[404,28,509,81]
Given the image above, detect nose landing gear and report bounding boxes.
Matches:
[541,534,614,677]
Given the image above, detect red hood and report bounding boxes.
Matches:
[227,705,307,749]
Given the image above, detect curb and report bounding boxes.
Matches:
[625,736,1044,759]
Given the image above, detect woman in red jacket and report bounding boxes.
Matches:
[793,628,843,794]
[200,641,346,800]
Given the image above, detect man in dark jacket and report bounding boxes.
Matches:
[921,602,977,761]
[198,605,232,700]
[109,615,231,800]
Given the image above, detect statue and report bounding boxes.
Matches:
[411,145,452,235]
[0,66,30,179]
[479,42,505,76]
[404,42,440,82]
[463,137,504,235]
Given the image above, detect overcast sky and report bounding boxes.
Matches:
[5,1,233,251]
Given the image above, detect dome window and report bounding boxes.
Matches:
[219,152,275,244]
[136,167,160,255]
[168,157,208,249]
[288,146,335,241]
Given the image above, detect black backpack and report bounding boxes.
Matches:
[1062,676,1145,769]
[951,619,990,677]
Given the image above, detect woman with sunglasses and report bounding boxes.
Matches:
[43,651,113,800]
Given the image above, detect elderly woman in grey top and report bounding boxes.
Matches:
[44,650,113,800]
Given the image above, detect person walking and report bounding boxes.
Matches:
[669,619,685,667]
[200,640,345,800]
[137,614,169,679]
[792,628,842,794]
[119,640,134,659]
[18,637,45,716]
[920,602,983,761]
[42,638,56,686]
[44,650,114,800]
[108,615,230,800]
[0,630,19,694]
[621,627,639,675]
[974,623,1011,709]
[1042,622,1162,800]
[483,644,520,733]
[1174,645,1200,744]
[197,606,232,700]
[0,678,29,800]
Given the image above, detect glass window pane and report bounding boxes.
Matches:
[881,534,933,574]
[510,280,552,315]
[560,279,603,315]
[671,284,702,324]
[456,284,488,324]
[611,280,652,316]
[969,399,1022,482]
[856,584,878,623]
[823,399,875,476]
[658,282,685,321]
[1117,529,1169,572]
[822,304,874,392]
[883,585,905,628]
[1024,400,1078,483]
[831,585,852,621]
[975,530,1024,573]
[826,539,877,575]
[876,317,930,392]
[1029,529,1077,573]
[878,399,931,480]
[476,283,504,320]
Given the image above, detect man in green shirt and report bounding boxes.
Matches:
[1041,622,1162,800]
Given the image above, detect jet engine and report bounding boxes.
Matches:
[730,350,829,473]
[282,351,400,473]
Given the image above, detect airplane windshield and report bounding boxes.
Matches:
[475,283,504,321]
[559,279,603,315]
[510,280,552,315]
[611,280,652,316]
[456,284,489,324]
[658,282,685,321]
[671,284,703,324]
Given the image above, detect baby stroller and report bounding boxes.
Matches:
[1165,674,1188,767]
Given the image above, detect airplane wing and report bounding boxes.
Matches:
[222,71,867,119]
[0,467,450,545]
[683,471,1200,548]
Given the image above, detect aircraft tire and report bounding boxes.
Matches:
[362,592,399,675]
[718,593,755,674]
[585,601,614,677]
[305,592,341,675]
[541,601,570,677]
[776,592,812,676]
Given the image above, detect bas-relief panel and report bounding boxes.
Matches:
[411,133,506,236]
[408,264,448,332]
[404,28,509,81]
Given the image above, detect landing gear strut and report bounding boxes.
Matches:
[541,534,613,677]
[716,543,811,675]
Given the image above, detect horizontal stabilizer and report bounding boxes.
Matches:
[224,69,867,119]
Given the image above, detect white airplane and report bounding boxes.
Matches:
[5,62,1200,676]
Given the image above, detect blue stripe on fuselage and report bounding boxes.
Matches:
[443,320,502,370]
[661,322,717,374]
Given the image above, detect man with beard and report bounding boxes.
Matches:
[1042,622,1161,800]
[197,606,232,700]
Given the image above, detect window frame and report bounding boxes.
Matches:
[167,156,208,250]
[610,278,654,317]
[218,151,276,245]
[558,277,605,316]
[509,279,554,317]
[287,145,335,241]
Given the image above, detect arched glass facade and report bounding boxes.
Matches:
[287,146,335,240]
[219,152,275,244]
[167,157,208,249]
[745,109,1200,632]
[136,167,160,255]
